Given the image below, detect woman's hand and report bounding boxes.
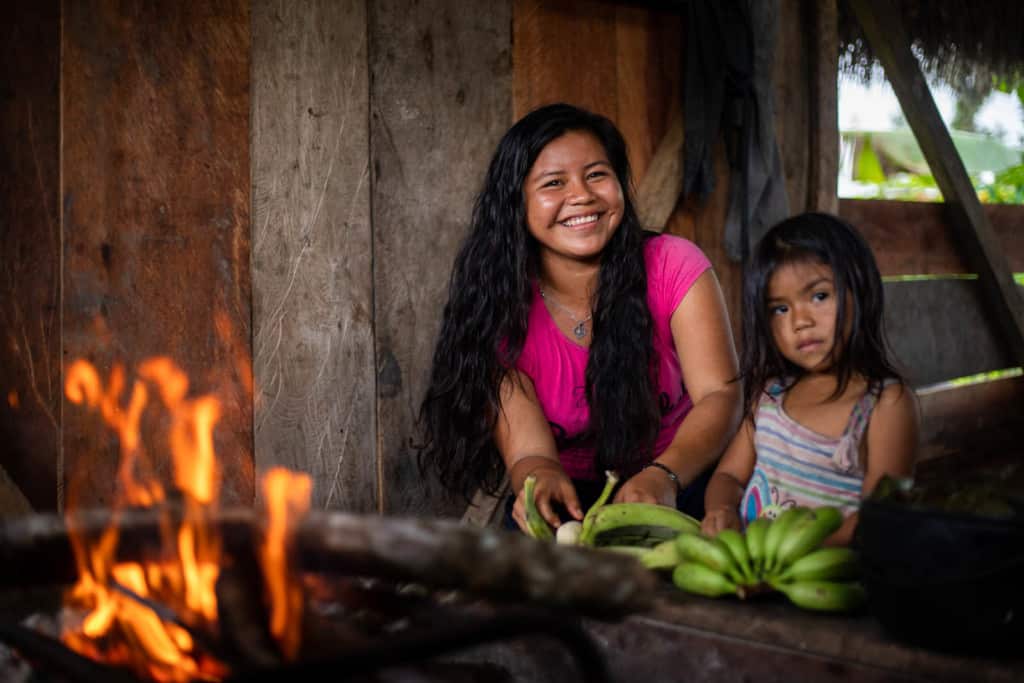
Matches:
[613,467,677,507]
[701,505,742,536]
[511,462,582,532]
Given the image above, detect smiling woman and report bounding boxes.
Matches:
[415,103,742,537]
[522,130,624,268]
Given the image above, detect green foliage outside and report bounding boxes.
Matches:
[842,74,1024,205]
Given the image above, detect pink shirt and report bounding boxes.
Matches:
[516,234,712,480]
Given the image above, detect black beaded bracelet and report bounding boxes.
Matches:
[643,461,681,491]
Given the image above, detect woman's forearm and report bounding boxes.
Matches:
[505,453,564,493]
[656,385,742,486]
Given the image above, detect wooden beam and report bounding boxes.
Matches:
[841,199,1024,277]
[807,0,839,214]
[848,0,1024,367]
[916,374,1024,463]
[636,107,684,232]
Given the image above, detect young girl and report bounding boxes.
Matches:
[702,213,918,545]
[417,104,741,533]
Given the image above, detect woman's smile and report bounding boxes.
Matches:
[560,212,601,229]
[523,130,624,264]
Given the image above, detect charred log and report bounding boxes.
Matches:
[0,508,656,617]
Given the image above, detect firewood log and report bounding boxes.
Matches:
[0,508,656,617]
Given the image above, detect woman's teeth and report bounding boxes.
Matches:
[562,214,598,227]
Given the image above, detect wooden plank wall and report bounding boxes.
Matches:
[842,199,1021,386]
[60,0,253,507]
[0,0,60,514]
[370,0,514,515]
[251,0,376,512]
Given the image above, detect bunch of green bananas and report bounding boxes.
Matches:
[523,470,701,552]
[669,506,866,612]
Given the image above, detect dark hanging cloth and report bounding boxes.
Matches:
[683,0,789,262]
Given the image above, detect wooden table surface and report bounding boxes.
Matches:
[583,589,1022,683]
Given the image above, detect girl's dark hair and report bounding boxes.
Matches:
[739,212,904,416]
[416,103,659,502]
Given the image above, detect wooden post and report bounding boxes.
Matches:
[808,0,839,213]
[636,108,685,232]
[848,0,1024,367]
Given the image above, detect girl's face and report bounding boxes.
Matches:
[522,130,624,266]
[766,260,850,374]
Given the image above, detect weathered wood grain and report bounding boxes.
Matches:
[251,0,375,513]
[0,0,60,512]
[884,280,1016,387]
[808,0,839,214]
[371,0,513,515]
[514,0,619,121]
[917,374,1024,463]
[61,1,252,507]
[773,0,812,213]
[842,199,1024,276]
[848,0,1024,368]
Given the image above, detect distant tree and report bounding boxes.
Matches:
[950,74,992,132]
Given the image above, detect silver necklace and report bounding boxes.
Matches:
[539,287,593,339]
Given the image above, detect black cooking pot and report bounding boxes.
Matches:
[857,497,1024,655]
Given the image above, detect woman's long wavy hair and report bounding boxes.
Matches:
[416,103,660,503]
[739,212,904,416]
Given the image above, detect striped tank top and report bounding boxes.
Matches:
[739,380,889,525]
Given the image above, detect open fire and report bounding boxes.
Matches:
[61,357,310,682]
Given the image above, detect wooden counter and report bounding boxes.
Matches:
[583,589,1022,683]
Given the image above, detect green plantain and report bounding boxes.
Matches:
[776,547,860,582]
[672,562,742,598]
[581,502,700,546]
[523,475,553,541]
[639,538,684,571]
[773,506,844,569]
[592,523,682,549]
[762,506,812,573]
[676,533,737,576]
[743,517,772,574]
[716,528,756,585]
[771,579,867,612]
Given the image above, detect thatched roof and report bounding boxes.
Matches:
[839,0,1024,87]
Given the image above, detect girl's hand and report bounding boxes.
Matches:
[613,467,677,507]
[701,505,742,536]
[511,464,582,532]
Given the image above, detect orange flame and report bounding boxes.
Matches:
[260,468,312,660]
[62,358,312,681]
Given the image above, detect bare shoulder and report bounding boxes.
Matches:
[867,381,920,440]
[875,380,919,417]
[863,380,919,483]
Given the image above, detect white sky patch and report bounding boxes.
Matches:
[838,75,1024,148]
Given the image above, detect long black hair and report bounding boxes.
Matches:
[739,212,904,416]
[416,103,660,503]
